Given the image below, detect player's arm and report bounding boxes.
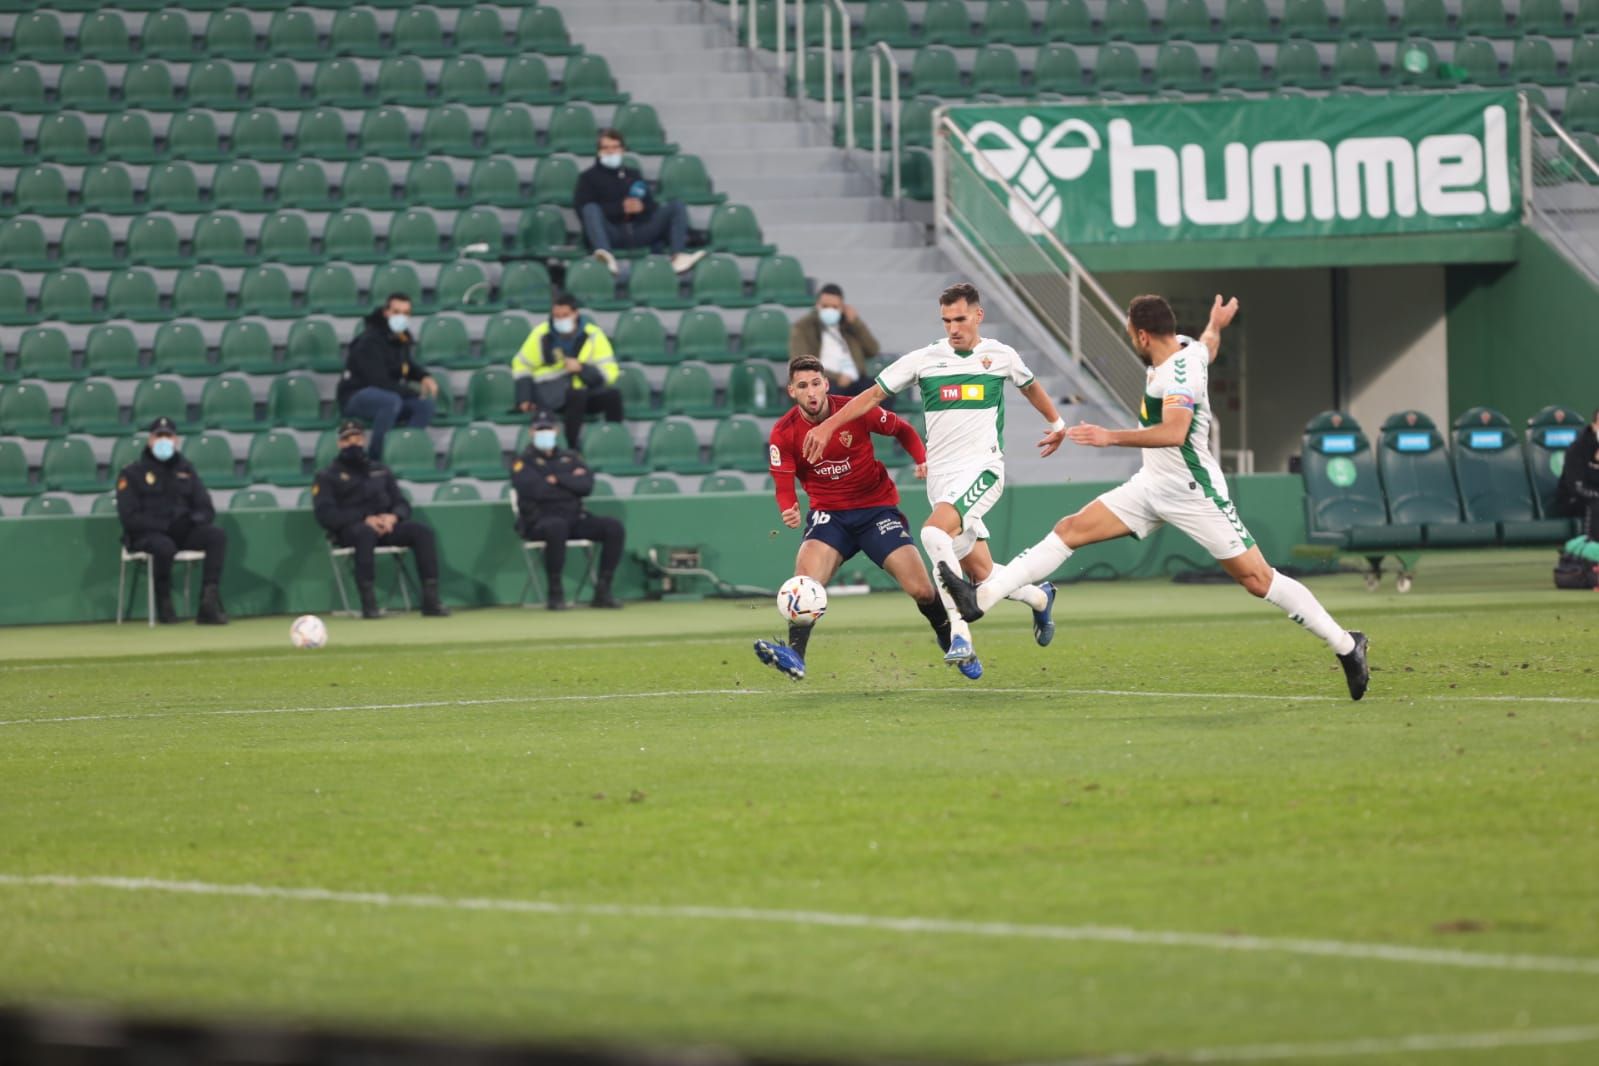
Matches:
[768,436,804,529]
[801,383,887,462]
[1069,403,1193,449]
[869,407,929,478]
[1197,294,1239,363]
[1019,379,1068,457]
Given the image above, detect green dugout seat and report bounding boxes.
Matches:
[1300,411,1418,549]
[1524,405,1585,521]
[1377,410,1494,546]
[1451,406,1570,543]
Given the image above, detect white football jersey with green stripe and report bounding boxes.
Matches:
[1138,341,1229,497]
[874,338,1035,474]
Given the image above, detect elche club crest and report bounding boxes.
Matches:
[964,115,1101,236]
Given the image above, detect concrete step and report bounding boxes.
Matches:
[620,70,779,99]
[651,97,803,124]
[713,170,880,199]
[665,121,834,149]
[557,2,710,28]
[763,220,927,250]
[693,148,851,177]
[720,192,902,224]
[598,49,758,75]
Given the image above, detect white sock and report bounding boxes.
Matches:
[950,525,980,558]
[1264,569,1355,656]
[1006,584,1049,611]
[976,533,1072,613]
[920,526,967,627]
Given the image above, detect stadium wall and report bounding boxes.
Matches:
[1445,229,1599,427]
[0,476,1310,626]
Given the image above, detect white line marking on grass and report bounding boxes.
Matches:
[1049,1023,1599,1064]
[2,873,1598,978]
[0,689,760,727]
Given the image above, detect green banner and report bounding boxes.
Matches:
[949,92,1523,245]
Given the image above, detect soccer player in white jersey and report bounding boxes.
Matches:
[802,283,1067,671]
[940,293,1371,700]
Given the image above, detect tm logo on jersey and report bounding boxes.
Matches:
[939,384,986,402]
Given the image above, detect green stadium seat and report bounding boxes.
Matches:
[728,362,787,417]
[190,214,250,266]
[288,318,342,372]
[19,327,81,381]
[1569,35,1599,83]
[422,105,485,158]
[697,473,744,493]
[312,59,370,108]
[673,310,734,363]
[924,0,980,45]
[12,13,70,61]
[0,219,50,270]
[65,379,127,434]
[152,320,213,375]
[0,115,25,166]
[754,255,812,307]
[516,205,577,258]
[451,206,506,256]
[209,161,268,211]
[617,256,683,310]
[0,273,26,326]
[187,433,245,489]
[414,315,471,369]
[230,109,293,161]
[529,157,578,210]
[1,382,66,438]
[645,418,712,474]
[1564,86,1599,136]
[583,421,645,475]
[321,210,381,264]
[74,13,136,61]
[485,105,543,157]
[612,103,675,154]
[1343,0,1400,39]
[614,364,658,420]
[911,46,971,97]
[863,0,918,47]
[1155,41,1208,90]
[163,113,225,163]
[38,112,96,164]
[121,61,181,112]
[545,104,600,155]
[1399,0,1458,38]
[1223,0,1279,41]
[1521,0,1577,37]
[86,325,149,379]
[462,158,520,208]
[561,256,621,311]
[1299,411,1416,549]
[660,364,719,417]
[132,377,188,428]
[0,440,40,497]
[1452,407,1569,543]
[228,488,279,511]
[296,109,358,160]
[391,7,451,57]
[205,10,261,60]
[201,375,263,430]
[498,55,559,105]
[376,56,430,106]
[433,481,482,502]
[397,159,455,209]
[1377,411,1492,545]
[482,311,533,364]
[467,366,520,424]
[22,495,78,516]
[439,56,496,106]
[101,113,163,163]
[707,204,774,256]
[736,307,791,360]
[513,6,578,54]
[1163,0,1219,41]
[109,434,148,477]
[219,320,280,374]
[1510,37,1563,85]
[691,254,753,308]
[613,308,670,364]
[371,263,423,309]
[632,474,680,495]
[14,166,74,218]
[336,160,396,209]
[1451,37,1508,85]
[1334,37,1393,86]
[455,6,514,55]
[434,260,493,311]
[1101,0,1157,41]
[710,416,768,473]
[360,107,421,159]
[1214,40,1272,88]
[240,265,298,317]
[41,271,100,324]
[984,0,1040,44]
[1276,39,1333,87]
[329,8,385,57]
[173,267,234,320]
[250,59,309,110]
[120,217,183,270]
[145,164,205,214]
[0,63,49,114]
[139,11,197,58]
[386,209,449,262]
[266,9,320,58]
[447,425,507,478]
[1282,0,1339,39]
[971,44,1027,95]
[40,437,103,492]
[1459,0,1514,37]
[378,427,444,481]
[185,60,244,111]
[267,373,325,429]
[257,211,319,265]
[1094,42,1148,93]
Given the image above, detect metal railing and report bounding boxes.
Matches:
[718,0,855,147]
[1528,105,1599,285]
[819,0,854,149]
[867,42,901,207]
[935,115,1146,416]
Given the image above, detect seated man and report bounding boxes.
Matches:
[1558,407,1599,532]
[115,416,228,625]
[510,412,625,610]
[789,283,881,397]
[312,421,450,620]
[574,127,705,276]
[511,292,624,448]
[335,292,439,461]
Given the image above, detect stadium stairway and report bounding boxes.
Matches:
[545,0,1139,486]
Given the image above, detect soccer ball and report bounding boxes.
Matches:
[776,575,827,626]
[289,614,328,649]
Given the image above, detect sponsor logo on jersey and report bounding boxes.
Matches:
[813,459,852,479]
[938,384,987,402]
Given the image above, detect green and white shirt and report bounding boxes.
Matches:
[875,338,1035,473]
[1138,341,1229,497]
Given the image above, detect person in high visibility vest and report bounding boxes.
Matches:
[511,292,625,448]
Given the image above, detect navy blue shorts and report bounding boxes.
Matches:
[802,505,915,567]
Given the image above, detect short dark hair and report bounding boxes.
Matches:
[1127,294,1177,337]
[940,282,981,307]
[552,292,578,312]
[384,292,412,308]
[597,127,625,148]
[819,283,844,299]
[788,355,825,380]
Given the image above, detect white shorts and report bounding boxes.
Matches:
[927,462,1004,533]
[1097,471,1256,561]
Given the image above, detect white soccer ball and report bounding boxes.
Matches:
[289,614,328,649]
[776,575,828,626]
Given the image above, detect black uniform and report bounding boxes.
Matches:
[1558,425,1599,534]
[336,310,430,411]
[312,449,440,586]
[116,448,228,592]
[511,445,625,604]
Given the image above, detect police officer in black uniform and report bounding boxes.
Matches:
[511,411,625,610]
[312,420,450,619]
[115,416,228,624]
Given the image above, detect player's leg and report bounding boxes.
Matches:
[754,518,849,681]
[1219,546,1368,700]
[919,502,976,657]
[958,537,1057,648]
[922,466,1004,663]
[785,538,844,660]
[879,544,949,644]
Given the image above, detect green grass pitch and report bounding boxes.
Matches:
[2,550,1597,1064]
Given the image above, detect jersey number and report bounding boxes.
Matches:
[808,511,831,528]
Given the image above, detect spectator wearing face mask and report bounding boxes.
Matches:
[336,292,440,461]
[510,411,626,611]
[574,128,706,277]
[510,292,624,448]
[115,416,229,625]
[788,283,881,397]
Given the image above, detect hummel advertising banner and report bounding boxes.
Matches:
[948,92,1523,246]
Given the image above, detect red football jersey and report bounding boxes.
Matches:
[769,395,926,512]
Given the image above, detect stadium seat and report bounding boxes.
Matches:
[1276,39,1333,88]
[208,161,268,211]
[1155,42,1208,91]
[1281,0,1338,39]
[737,307,795,360]
[454,206,508,258]
[383,427,448,481]
[372,263,424,310]
[240,266,298,318]
[566,56,629,107]
[1459,0,1514,37]
[1334,38,1392,86]
[1093,42,1148,93]
[911,46,972,97]
[0,117,32,167]
[201,375,264,431]
[109,434,148,478]
[360,108,421,159]
[1378,411,1493,545]
[86,325,150,379]
[152,320,214,375]
[416,315,473,369]
[483,312,533,365]
[13,167,72,218]
[218,320,280,374]
[185,60,245,111]
[267,373,326,429]
[468,366,523,424]
[22,495,75,517]
[494,260,550,311]
[456,7,514,56]
[614,308,671,364]
[1568,36,1599,84]
[1299,412,1419,548]
[36,114,97,163]
[1399,0,1458,38]
[1103,0,1159,42]
[1214,41,1273,89]
[583,421,646,475]
[632,474,681,495]
[14,11,71,60]
[101,114,163,164]
[131,377,188,428]
[1163,0,1219,42]
[1222,0,1278,41]
[984,0,1041,44]
[691,255,754,308]
[305,264,364,315]
[398,159,458,209]
[645,418,712,474]
[1560,84,1599,134]
[0,63,49,114]
[123,217,187,270]
[259,211,319,265]
[18,327,79,381]
[65,379,126,434]
[337,161,397,209]
[206,10,261,60]
[268,9,321,58]
[251,59,310,110]
[330,9,386,58]
[924,0,980,45]
[60,61,117,113]
[546,104,601,155]
[698,473,746,493]
[754,256,812,306]
[193,214,252,266]
[312,58,370,108]
[0,372,74,440]
[0,273,27,326]
[122,61,181,114]
[972,44,1028,95]
[1520,0,1577,37]
[1451,407,1569,543]
[167,113,230,163]
[1510,37,1563,85]
[145,164,205,213]
[296,109,358,161]
[40,437,103,492]
[229,488,280,511]
[613,364,658,420]
[675,310,736,363]
[0,221,50,270]
[627,256,693,310]
[231,109,294,161]
[1524,405,1586,519]
[710,416,769,473]
[89,494,118,515]
[660,364,720,417]
[245,430,308,486]
[613,103,675,154]
[531,156,581,205]
[863,0,918,47]
[728,362,788,418]
[448,425,508,479]
[468,158,524,207]
[709,205,774,255]
[41,271,100,325]
[78,166,143,216]
[433,481,482,502]
[376,56,431,106]
[388,209,451,262]
[142,11,199,58]
[1451,37,1509,85]
[187,432,246,489]
[0,440,41,497]
[486,105,543,156]
[1343,0,1400,39]
[287,319,342,371]
[501,54,561,104]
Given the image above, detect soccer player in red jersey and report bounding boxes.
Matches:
[755,356,973,680]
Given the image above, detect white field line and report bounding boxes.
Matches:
[1048,1023,1599,1064]
[2,873,1599,979]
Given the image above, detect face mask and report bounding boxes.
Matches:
[553,316,577,335]
[818,307,843,327]
[533,430,559,451]
[340,444,366,465]
[151,438,176,462]
[387,314,410,335]
[599,152,624,169]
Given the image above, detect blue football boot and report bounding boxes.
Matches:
[1033,582,1057,647]
[957,655,983,680]
[753,639,805,681]
[943,633,976,665]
